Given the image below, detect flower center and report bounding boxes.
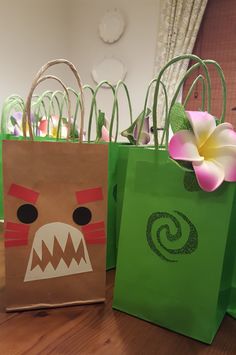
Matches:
[198,145,208,159]
[198,136,217,160]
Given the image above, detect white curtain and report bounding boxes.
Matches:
[152,0,208,128]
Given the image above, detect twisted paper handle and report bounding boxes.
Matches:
[22,59,84,142]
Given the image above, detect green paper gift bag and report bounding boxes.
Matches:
[113,148,236,343]
[0,95,26,219]
[90,80,134,270]
[113,54,236,343]
[227,258,236,318]
[107,141,121,268]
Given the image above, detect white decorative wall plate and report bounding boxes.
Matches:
[92,57,127,87]
[99,9,125,43]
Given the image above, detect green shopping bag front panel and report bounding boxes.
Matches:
[0,137,3,219]
[0,134,20,220]
[107,142,132,269]
[228,261,236,318]
[107,142,120,269]
[115,145,131,249]
[113,148,236,344]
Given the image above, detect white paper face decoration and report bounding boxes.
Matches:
[98,9,125,44]
[24,222,93,282]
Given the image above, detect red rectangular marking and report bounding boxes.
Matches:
[8,184,39,204]
[85,238,106,244]
[4,231,29,240]
[83,230,106,239]
[76,187,103,204]
[82,221,105,232]
[5,239,28,248]
[5,222,30,233]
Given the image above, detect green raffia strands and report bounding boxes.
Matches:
[83,85,96,142]
[1,96,25,133]
[57,92,68,139]
[67,87,81,141]
[169,103,192,133]
[152,54,212,148]
[33,91,53,136]
[110,80,133,142]
[121,108,151,145]
[47,90,64,139]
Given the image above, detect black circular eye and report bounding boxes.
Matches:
[73,207,92,226]
[17,204,38,224]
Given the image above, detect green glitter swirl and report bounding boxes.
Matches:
[146,211,198,262]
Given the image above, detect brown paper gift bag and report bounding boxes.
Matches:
[2,60,108,311]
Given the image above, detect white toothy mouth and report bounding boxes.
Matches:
[24,222,92,282]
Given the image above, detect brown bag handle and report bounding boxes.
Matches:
[22,59,84,142]
[26,75,71,139]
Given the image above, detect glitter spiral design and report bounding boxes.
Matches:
[146,211,198,262]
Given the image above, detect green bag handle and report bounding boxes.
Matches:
[183,74,206,109]
[1,95,25,134]
[170,62,208,113]
[109,80,133,142]
[203,59,226,123]
[87,81,116,143]
[170,59,226,123]
[152,54,212,148]
[136,78,168,146]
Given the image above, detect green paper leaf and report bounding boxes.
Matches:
[121,108,151,144]
[184,172,200,192]
[61,117,67,124]
[10,115,17,126]
[170,103,192,133]
[97,110,106,140]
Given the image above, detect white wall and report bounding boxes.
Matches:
[68,0,161,133]
[0,0,161,135]
[0,0,71,110]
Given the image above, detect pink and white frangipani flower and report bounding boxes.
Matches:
[169,111,236,192]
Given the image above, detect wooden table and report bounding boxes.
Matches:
[0,239,236,355]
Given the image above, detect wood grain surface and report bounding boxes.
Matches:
[0,232,235,354]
